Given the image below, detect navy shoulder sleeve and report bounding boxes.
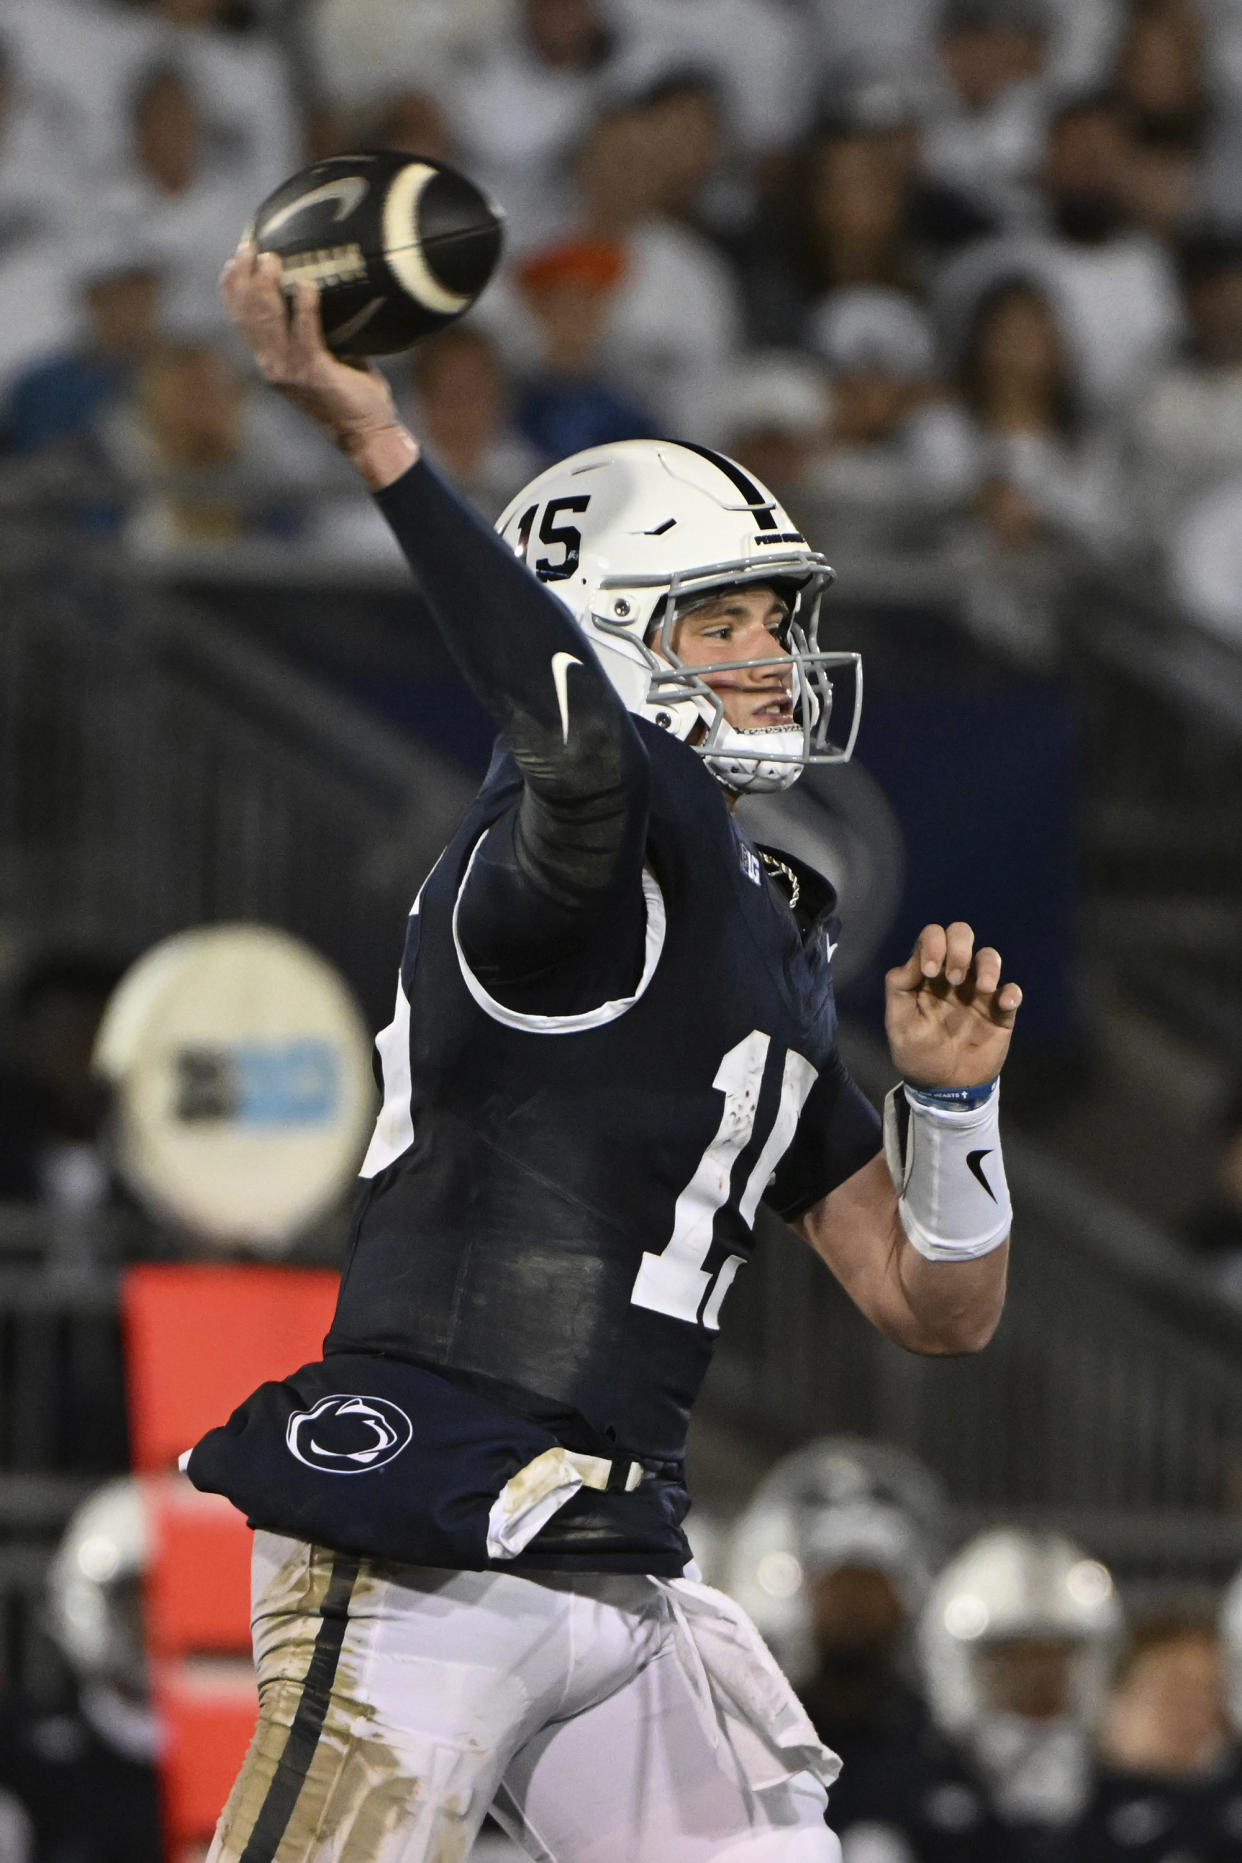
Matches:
[763,1058,882,1221]
[374,462,650,997]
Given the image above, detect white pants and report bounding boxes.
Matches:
[207,1532,842,1863]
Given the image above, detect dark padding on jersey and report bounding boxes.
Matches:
[461,781,650,1012]
[238,1553,360,1863]
[374,462,651,991]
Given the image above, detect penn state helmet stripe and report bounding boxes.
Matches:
[237,1553,361,1862]
[671,442,778,530]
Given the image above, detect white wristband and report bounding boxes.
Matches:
[883,1081,1011,1262]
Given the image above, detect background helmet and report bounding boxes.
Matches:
[46,1475,149,1696]
[495,438,860,795]
[1218,1560,1242,1732]
[918,1527,1123,1738]
[723,1436,950,1681]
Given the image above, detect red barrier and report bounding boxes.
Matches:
[123,1263,338,1857]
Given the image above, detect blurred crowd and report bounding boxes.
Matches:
[713,1438,1242,1863]
[1,0,1242,653]
[9,1439,1242,1861]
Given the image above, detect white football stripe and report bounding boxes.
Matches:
[262,175,370,237]
[383,162,472,315]
[326,296,385,345]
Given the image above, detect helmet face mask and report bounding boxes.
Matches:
[496,440,861,796]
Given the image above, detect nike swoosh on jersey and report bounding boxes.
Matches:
[551,651,582,744]
[825,940,838,962]
[262,175,370,237]
[967,1148,997,1202]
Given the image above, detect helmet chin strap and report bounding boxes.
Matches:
[703,721,805,796]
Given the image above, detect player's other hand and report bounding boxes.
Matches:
[884,923,1022,1090]
[220,242,415,478]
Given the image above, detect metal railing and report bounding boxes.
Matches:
[0,546,476,1023]
[0,1201,129,1699]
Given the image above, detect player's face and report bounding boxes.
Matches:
[809,1565,906,1659]
[665,586,794,733]
[976,1635,1079,1720]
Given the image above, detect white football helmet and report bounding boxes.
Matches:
[918,1528,1122,1738]
[495,438,860,796]
[1218,1561,1242,1732]
[723,1437,949,1681]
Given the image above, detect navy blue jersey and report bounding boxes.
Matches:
[190,457,880,1574]
[328,720,879,1568]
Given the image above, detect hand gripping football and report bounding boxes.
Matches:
[246,151,505,357]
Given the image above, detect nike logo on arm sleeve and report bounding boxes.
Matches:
[967,1148,997,1201]
[551,652,583,745]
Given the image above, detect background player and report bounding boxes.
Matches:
[191,246,1023,1863]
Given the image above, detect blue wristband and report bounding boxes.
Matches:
[903,1078,999,1111]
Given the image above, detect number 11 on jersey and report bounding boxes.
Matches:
[630,1032,818,1329]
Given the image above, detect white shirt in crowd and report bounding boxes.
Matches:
[480,212,742,442]
[608,0,812,154]
[1169,475,1242,640]
[301,0,511,118]
[1130,360,1242,525]
[444,26,615,256]
[937,228,1184,417]
[3,0,299,194]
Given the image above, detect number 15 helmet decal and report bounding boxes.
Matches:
[496,439,862,795]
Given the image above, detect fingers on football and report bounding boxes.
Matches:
[218,245,246,307]
[220,237,253,280]
[250,256,301,378]
[221,240,264,307]
[288,277,327,370]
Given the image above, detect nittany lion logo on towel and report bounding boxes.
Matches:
[285,1393,413,1473]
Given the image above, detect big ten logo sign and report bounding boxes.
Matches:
[172,1039,341,1126]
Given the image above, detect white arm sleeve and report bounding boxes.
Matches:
[883,1082,1012,1262]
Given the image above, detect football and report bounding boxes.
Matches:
[246,151,505,357]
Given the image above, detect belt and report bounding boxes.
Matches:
[565,1449,644,1494]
